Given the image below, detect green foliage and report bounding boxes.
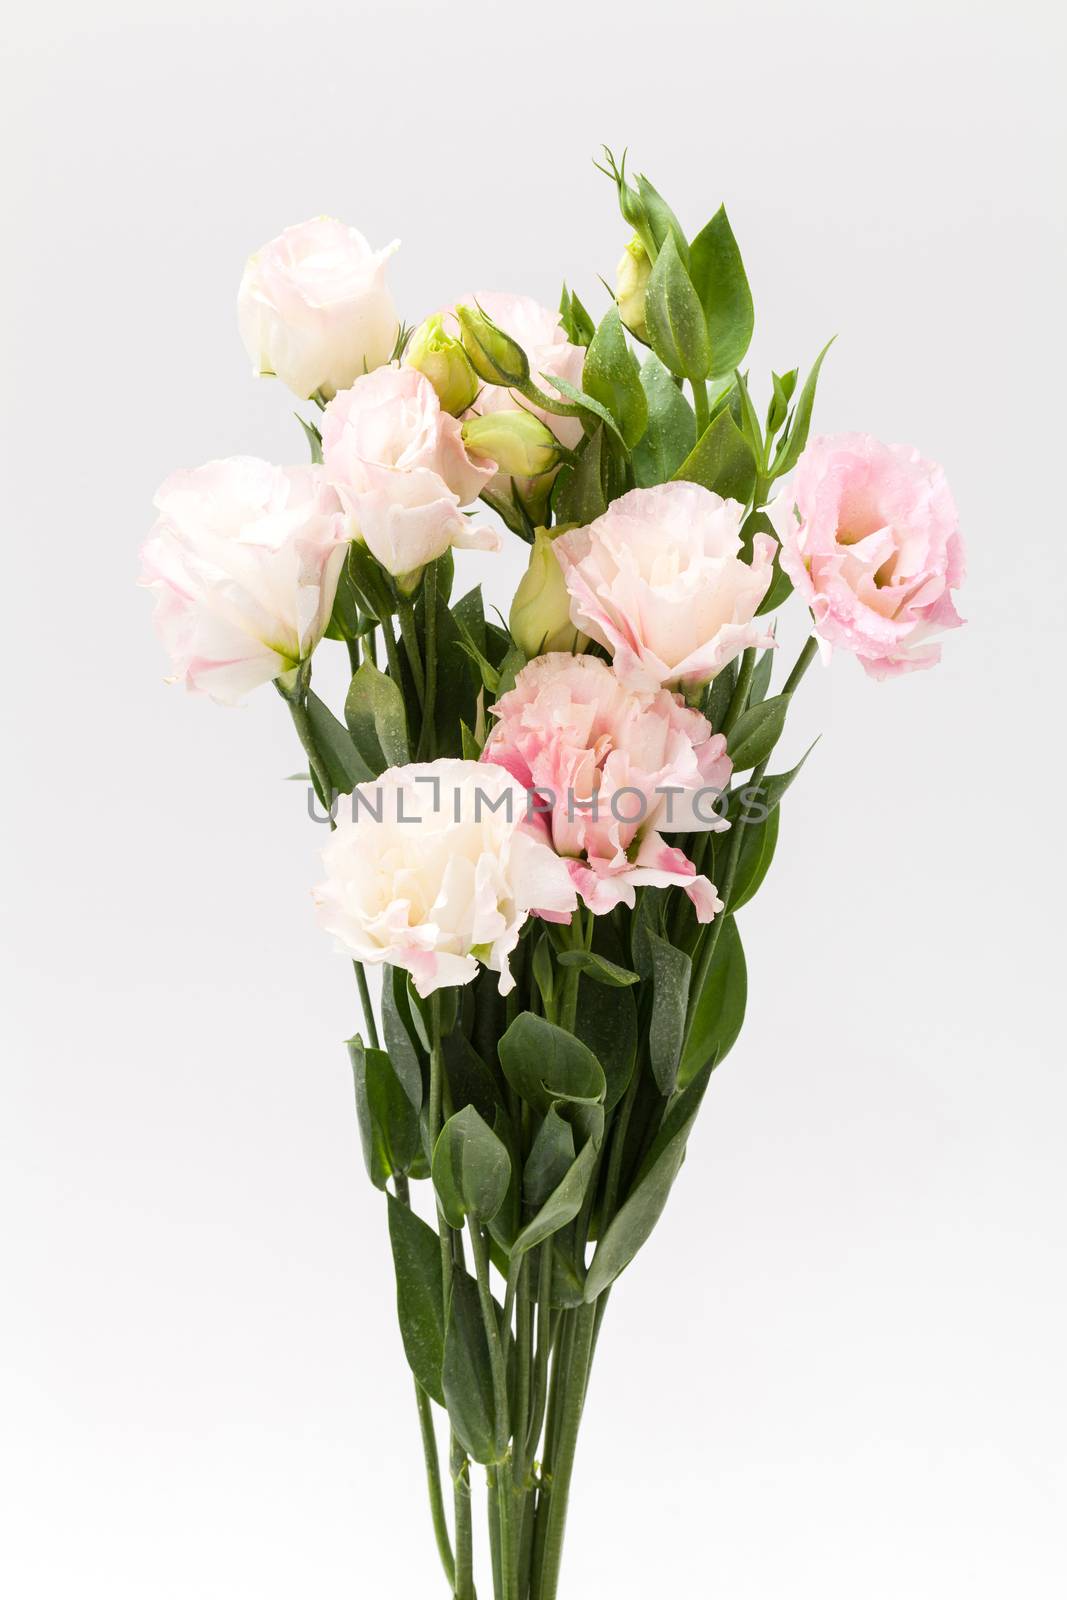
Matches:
[386,1193,445,1404]
[689,207,754,378]
[349,1038,420,1190]
[582,306,648,449]
[498,1013,606,1113]
[432,1105,512,1229]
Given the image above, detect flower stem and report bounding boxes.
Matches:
[418,561,438,761]
[398,598,426,707]
[395,1174,455,1589]
[534,1302,597,1600]
[691,376,710,437]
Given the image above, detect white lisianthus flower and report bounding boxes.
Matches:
[140,456,348,705]
[314,760,578,997]
[237,217,399,401]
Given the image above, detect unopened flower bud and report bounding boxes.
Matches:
[509,525,586,657]
[616,235,652,343]
[462,410,563,479]
[455,305,530,388]
[405,315,479,415]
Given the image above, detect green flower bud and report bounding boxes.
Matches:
[616,234,652,343]
[405,315,479,415]
[455,305,530,388]
[462,410,563,479]
[509,525,586,657]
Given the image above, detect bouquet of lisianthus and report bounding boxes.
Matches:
[141,151,965,1597]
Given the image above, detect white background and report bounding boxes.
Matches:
[3,1,1065,1594]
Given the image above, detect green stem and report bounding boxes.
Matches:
[691,376,710,437]
[395,1173,455,1589]
[525,1244,554,1466]
[535,1303,597,1600]
[418,561,438,761]
[723,646,756,733]
[398,599,426,708]
[352,961,379,1050]
[451,1434,476,1600]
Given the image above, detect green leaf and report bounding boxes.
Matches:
[704,659,737,734]
[346,540,396,622]
[582,306,648,449]
[537,372,627,446]
[630,887,669,981]
[771,337,835,478]
[679,916,746,1086]
[523,1105,576,1208]
[452,586,487,656]
[553,426,608,526]
[573,965,637,1113]
[305,691,374,793]
[732,370,765,463]
[432,1106,512,1229]
[442,1031,502,1126]
[689,207,755,378]
[635,172,688,259]
[556,950,639,987]
[559,282,595,347]
[645,233,710,381]
[498,1013,606,1113]
[294,411,323,464]
[386,1193,445,1404]
[344,659,410,774]
[734,739,818,821]
[766,367,798,437]
[648,934,691,1097]
[756,554,795,616]
[585,1058,715,1300]
[349,1039,420,1191]
[443,1268,501,1463]
[633,353,696,487]
[727,693,790,770]
[512,1107,604,1258]
[748,647,774,706]
[729,804,780,913]
[381,966,425,1113]
[674,405,757,504]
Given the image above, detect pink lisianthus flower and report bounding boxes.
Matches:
[778,433,965,678]
[321,365,499,581]
[483,653,732,922]
[553,481,777,692]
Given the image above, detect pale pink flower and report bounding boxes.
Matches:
[140,457,347,705]
[314,760,577,997]
[321,366,499,580]
[237,217,399,401]
[779,434,965,678]
[483,653,731,921]
[554,481,777,692]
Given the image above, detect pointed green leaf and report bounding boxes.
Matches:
[585,1058,715,1299]
[556,949,639,987]
[673,404,757,504]
[344,658,410,773]
[689,207,755,378]
[348,1039,420,1190]
[305,691,374,792]
[648,934,691,1097]
[679,916,746,1086]
[633,353,696,486]
[770,338,835,478]
[645,233,710,381]
[726,693,790,770]
[386,1193,445,1404]
[582,306,648,449]
[512,1109,604,1258]
[443,1269,501,1463]
[729,805,780,913]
